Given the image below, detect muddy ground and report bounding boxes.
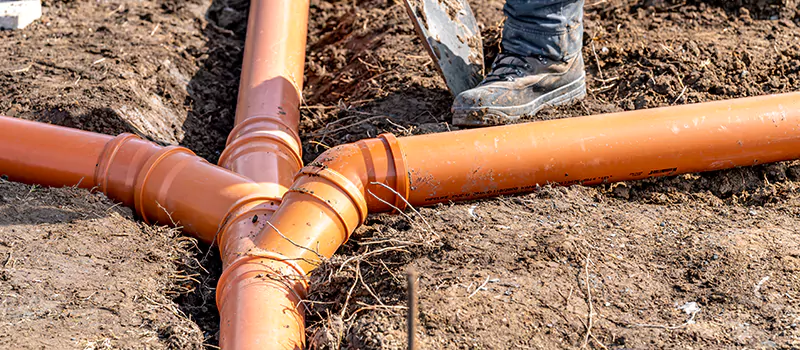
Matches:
[1,0,800,348]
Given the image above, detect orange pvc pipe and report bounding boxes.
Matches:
[255,134,405,272]
[0,115,308,349]
[401,92,800,204]
[220,0,308,188]
[0,116,267,244]
[5,89,799,349]
[216,253,307,350]
[233,0,307,128]
[255,91,800,271]
[0,116,113,189]
[214,0,310,348]
[214,0,308,270]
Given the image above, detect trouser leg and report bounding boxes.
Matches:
[502,0,585,61]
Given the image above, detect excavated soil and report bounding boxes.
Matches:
[2,0,800,348]
[0,181,205,349]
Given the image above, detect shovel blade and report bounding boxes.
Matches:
[402,0,484,96]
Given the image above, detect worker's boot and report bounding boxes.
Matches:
[451,52,586,126]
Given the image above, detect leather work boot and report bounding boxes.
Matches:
[451,52,586,126]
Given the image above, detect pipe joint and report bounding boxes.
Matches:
[217,193,283,265]
[291,165,369,238]
[253,134,411,272]
[377,133,410,212]
[306,134,410,211]
[224,115,302,157]
[218,131,303,176]
[133,146,198,226]
[95,133,141,192]
[219,115,304,191]
[125,144,265,242]
[216,251,308,350]
[95,133,161,207]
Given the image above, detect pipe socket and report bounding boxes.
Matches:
[216,253,307,350]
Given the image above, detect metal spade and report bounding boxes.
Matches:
[402,0,485,96]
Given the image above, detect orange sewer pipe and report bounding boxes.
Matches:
[0,116,267,245]
[251,92,800,344]
[213,0,310,349]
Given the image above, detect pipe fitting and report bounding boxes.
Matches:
[254,133,410,273]
[216,193,282,267]
[217,129,303,193]
[219,116,303,183]
[291,165,369,237]
[127,145,268,243]
[95,134,160,207]
[304,133,410,213]
[225,115,302,154]
[376,133,410,212]
[132,146,201,227]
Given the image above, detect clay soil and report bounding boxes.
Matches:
[1,0,800,349]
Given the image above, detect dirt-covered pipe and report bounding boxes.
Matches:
[213,0,310,348]
[399,92,800,205]
[219,0,308,186]
[253,92,800,345]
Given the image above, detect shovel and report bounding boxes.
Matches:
[401,0,485,96]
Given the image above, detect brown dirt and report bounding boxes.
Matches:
[2,0,800,349]
[0,181,205,349]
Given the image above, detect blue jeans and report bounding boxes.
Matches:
[503,0,584,62]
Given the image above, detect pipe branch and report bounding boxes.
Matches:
[258,92,800,271]
[251,91,800,349]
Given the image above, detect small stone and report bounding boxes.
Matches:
[677,301,701,315]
